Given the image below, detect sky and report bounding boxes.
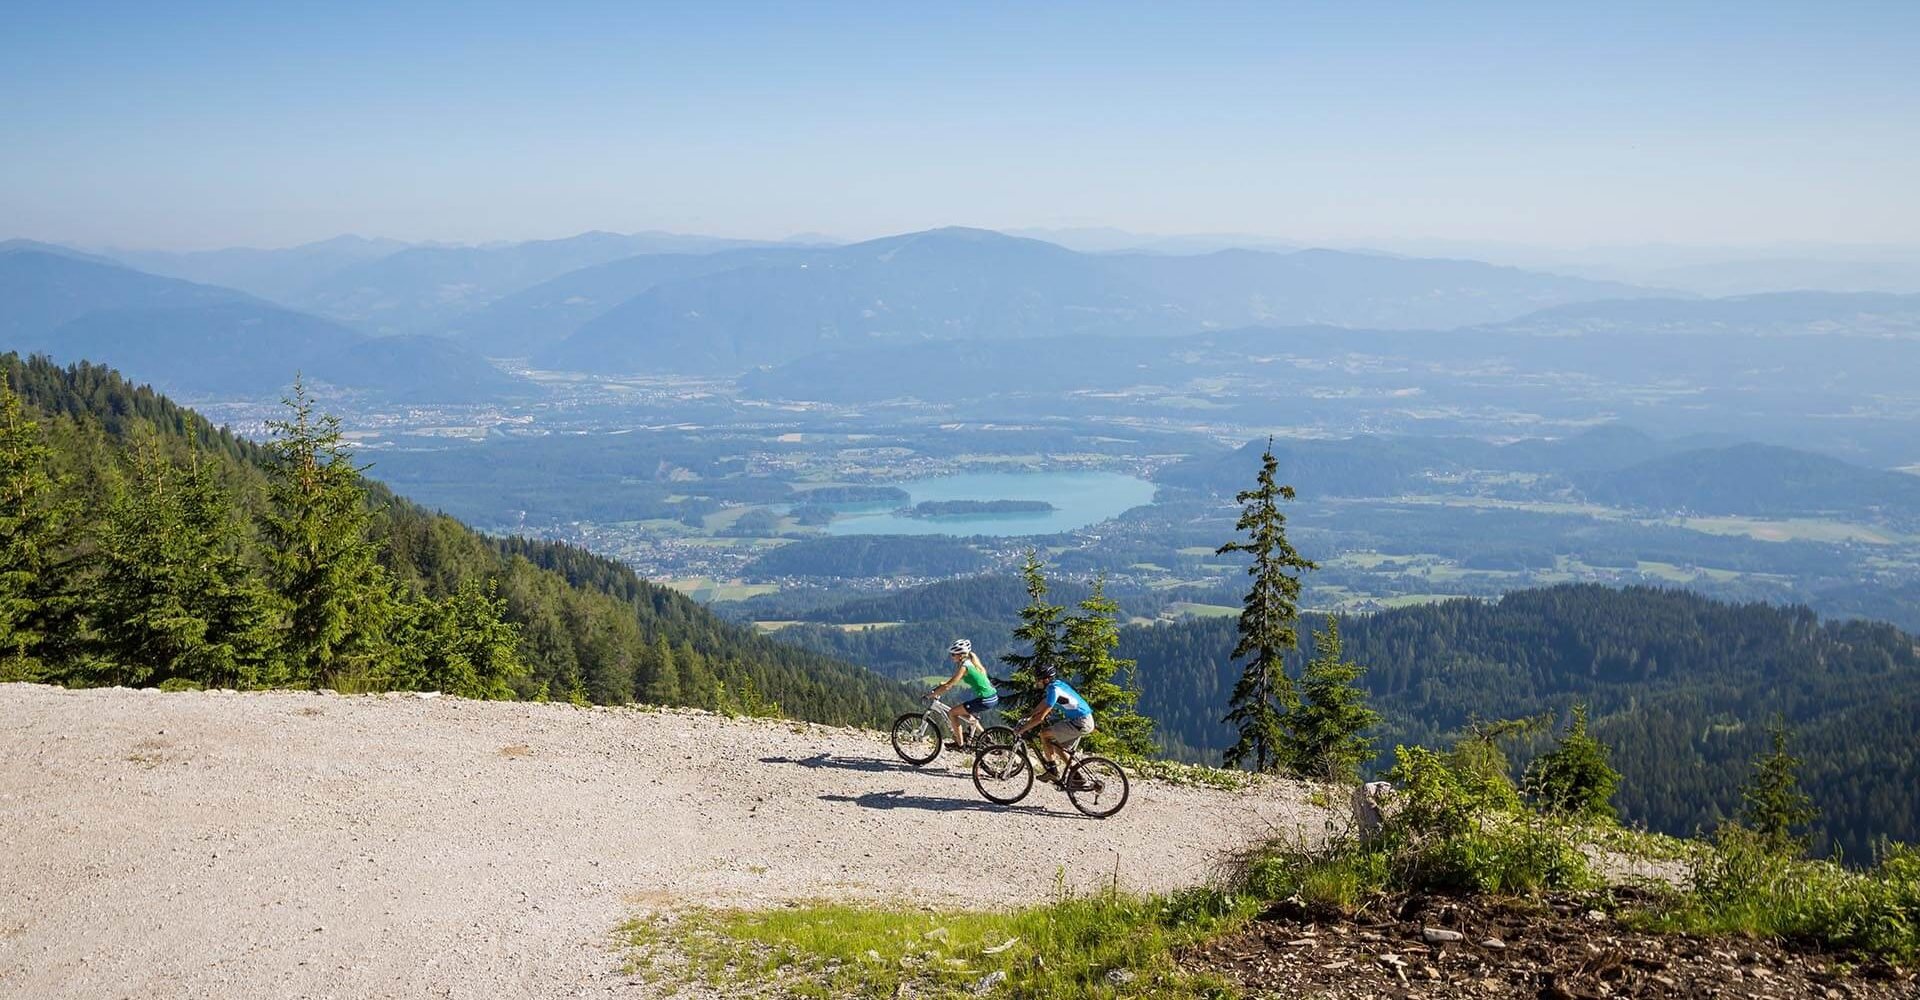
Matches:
[3,0,1918,251]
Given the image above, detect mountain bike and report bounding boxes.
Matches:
[890,694,1015,766]
[971,731,1131,818]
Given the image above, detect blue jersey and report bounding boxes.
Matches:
[1040,679,1093,721]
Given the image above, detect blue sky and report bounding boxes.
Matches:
[3,1,1916,249]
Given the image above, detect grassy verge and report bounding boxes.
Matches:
[1622,827,1920,966]
[621,887,1253,999]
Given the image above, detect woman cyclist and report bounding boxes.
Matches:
[926,639,999,750]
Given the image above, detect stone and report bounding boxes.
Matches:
[1421,927,1465,944]
[1478,938,1506,950]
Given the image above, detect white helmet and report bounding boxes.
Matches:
[948,638,973,656]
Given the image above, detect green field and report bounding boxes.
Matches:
[1165,601,1240,619]
[1675,516,1907,545]
[662,578,781,602]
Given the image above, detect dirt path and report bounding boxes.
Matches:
[0,684,1323,1000]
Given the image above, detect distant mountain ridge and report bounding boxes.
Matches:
[1491,291,1920,337]
[288,230,791,334]
[537,227,1667,374]
[0,249,521,402]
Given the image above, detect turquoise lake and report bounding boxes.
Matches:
[822,471,1156,537]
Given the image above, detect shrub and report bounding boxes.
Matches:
[1522,705,1620,821]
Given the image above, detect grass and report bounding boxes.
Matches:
[1164,602,1240,619]
[621,888,1254,999]
[1127,757,1254,791]
[1675,515,1907,546]
[661,577,781,603]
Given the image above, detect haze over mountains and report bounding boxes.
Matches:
[7,224,1920,408]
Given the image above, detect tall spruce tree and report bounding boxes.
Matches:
[1000,550,1066,718]
[1279,615,1381,782]
[92,449,277,688]
[261,378,394,689]
[1740,716,1820,857]
[1217,440,1316,772]
[0,381,71,681]
[1061,576,1156,758]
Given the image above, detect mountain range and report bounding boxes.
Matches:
[534,228,1666,373]
[11,227,1920,397]
[0,249,523,402]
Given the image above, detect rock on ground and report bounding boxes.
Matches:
[0,684,1321,999]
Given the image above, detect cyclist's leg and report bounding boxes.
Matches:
[947,704,974,746]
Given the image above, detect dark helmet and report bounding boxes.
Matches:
[1033,663,1057,683]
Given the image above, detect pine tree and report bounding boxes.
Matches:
[1279,615,1381,782]
[999,550,1066,718]
[1739,716,1819,857]
[1522,705,1621,821]
[1217,440,1316,772]
[260,378,393,689]
[0,381,72,681]
[1061,575,1156,758]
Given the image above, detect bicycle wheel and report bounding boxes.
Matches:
[973,725,1017,752]
[972,742,1034,805]
[1064,756,1130,818]
[890,712,942,766]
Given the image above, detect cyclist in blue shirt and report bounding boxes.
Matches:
[1013,663,1096,784]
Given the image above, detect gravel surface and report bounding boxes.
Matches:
[0,684,1324,1000]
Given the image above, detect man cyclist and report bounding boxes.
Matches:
[1014,663,1096,784]
[926,639,998,750]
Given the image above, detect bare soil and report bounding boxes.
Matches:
[0,684,1321,999]
[1188,891,1918,999]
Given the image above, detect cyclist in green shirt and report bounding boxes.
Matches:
[926,639,999,750]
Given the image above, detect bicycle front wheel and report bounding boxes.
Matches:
[1064,756,1130,818]
[890,712,942,766]
[972,742,1033,805]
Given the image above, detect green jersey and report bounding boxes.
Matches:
[961,661,996,699]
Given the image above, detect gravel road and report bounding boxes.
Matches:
[0,684,1324,1000]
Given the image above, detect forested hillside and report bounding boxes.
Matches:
[1124,585,1920,858]
[0,354,911,725]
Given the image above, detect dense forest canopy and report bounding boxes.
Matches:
[1123,585,1920,859]
[0,354,912,726]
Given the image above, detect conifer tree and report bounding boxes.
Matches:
[0,381,72,680]
[92,449,277,688]
[999,550,1065,718]
[641,634,681,705]
[389,579,525,700]
[261,378,393,689]
[1522,705,1621,821]
[1280,615,1381,782]
[1740,716,1819,857]
[1061,575,1156,758]
[1217,440,1316,772]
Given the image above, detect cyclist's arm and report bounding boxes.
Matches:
[927,661,967,698]
[1014,698,1051,736]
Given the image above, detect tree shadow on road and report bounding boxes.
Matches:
[819,788,1065,818]
[760,753,966,778]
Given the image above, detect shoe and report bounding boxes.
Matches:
[1039,766,1063,785]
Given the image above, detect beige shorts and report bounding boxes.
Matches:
[1043,716,1095,750]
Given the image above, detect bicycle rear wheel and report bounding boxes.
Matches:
[890,712,942,766]
[972,742,1034,805]
[1064,756,1130,818]
[973,725,1016,752]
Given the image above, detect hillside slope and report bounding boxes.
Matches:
[0,685,1315,1000]
[2,354,909,726]
[1121,585,1920,858]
